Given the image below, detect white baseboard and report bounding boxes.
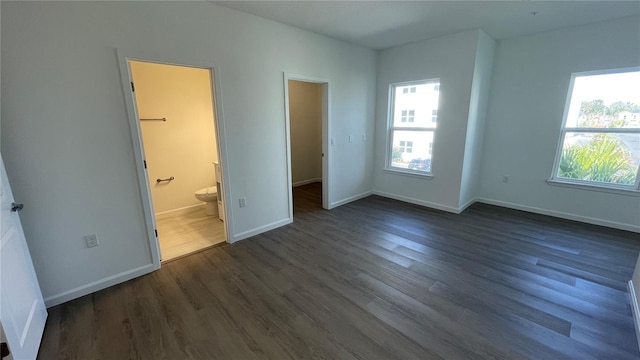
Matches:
[458,197,477,213]
[476,197,640,233]
[372,190,462,214]
[231,217,293,243]
[329,190,373,209]
[628,280,640,353]
[230,189,372,242]
[44,263,157,307]
[293,178,322,187]
[155,203,203,220]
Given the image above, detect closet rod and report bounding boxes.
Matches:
[140,117,167,121]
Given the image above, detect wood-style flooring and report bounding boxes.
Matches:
[38,183,640,359]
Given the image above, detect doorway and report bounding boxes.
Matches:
[126,60,227,262]
[284,75,330,214]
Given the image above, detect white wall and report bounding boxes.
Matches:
[372,30,484,212]
[131,61,218,214]
[288,80,322,186]
[479,16,640,231]
[1,2,376,305]
[459,31,496,209]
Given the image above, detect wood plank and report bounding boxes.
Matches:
[37,183,640,359]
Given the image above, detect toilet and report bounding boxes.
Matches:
[194,185,218,216]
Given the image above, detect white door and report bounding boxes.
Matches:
[0,155,47,360]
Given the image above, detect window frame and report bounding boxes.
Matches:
[385,78,440,177]
[549,67,640,194]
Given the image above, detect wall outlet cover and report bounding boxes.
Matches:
[84,234,99,248]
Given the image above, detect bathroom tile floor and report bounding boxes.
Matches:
[156,206,226,261]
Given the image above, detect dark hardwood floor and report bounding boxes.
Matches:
[38,183,640,359]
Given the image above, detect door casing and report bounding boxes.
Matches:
[283,73,331,213]
[116,49,231,266]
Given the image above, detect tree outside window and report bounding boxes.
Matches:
[552,68,640,190]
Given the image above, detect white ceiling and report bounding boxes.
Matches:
[211,1,640,50]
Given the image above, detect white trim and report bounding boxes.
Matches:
[283,77,294,221]
[370,192,639,231]
[116,49,232,273]
[573,66,640,78]
[373,190,462,214]
[562,127,640,134]
[476,197,640,233]
[210,60,233,245]
[154,203,203,220]
[383,168,434,180]
[116,49,162,269]
[329,190,373,209]
[44,264,156,307]
[385,78,440,177]
[546,179,640,196]
[283,73,331,211]
[628,280,640,353]
[292,178,322,187]
[550,67,640,190]
[458,197,477,213]
[231,218,293,243]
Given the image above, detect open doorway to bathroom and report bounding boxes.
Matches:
[285,75,330,215]
[129,60,226,262]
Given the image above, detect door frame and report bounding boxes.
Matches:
[283,73,331,212]
[116,49,231,267]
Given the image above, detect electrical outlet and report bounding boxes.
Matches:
[84,233,99,248]
[239,197,247,208]
[502,175,510,183]
[348,135,353,143]
[362,133,366,141]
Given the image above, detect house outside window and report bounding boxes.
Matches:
[403,86,417,94]
[550,67,640,192]
[387,79,440,175]
[401,110,415,123]
[398,140,413,153]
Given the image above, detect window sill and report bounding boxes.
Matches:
[384,167,434,180]
[546,179,640,196]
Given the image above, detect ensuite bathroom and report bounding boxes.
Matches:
[130,60,225,261]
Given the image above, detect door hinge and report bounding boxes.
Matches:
[155,229,158,237]
[131,82,135,92]
[144,160,147,169]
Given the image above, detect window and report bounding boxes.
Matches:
[398,140,413,153]
[402,86,417,94]
[388,79,440,175]
[431,109,438,123]
[401,110,415,123]
[551,68,640,191]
